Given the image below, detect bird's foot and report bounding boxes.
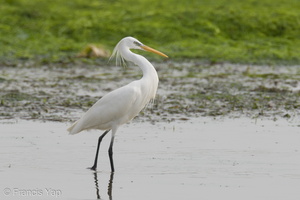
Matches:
[87,166,97,171]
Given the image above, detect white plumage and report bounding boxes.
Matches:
[67,36,168,171]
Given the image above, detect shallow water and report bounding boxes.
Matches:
[1,117,300,200]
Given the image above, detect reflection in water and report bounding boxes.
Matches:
[108,173,114,200]
[93,172,101,199]
[93,172,114,200]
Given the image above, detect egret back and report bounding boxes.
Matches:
[68,80,150,134]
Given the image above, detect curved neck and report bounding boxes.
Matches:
[121,48,158,81]
[120,47,159,99]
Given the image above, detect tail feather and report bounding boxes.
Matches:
[67,121,80,135]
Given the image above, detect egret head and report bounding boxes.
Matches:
[120,37,144,50]
[110,37,168,66]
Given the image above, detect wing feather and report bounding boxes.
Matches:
[68,82,142,134]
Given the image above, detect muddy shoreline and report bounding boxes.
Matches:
[0,62,299,122]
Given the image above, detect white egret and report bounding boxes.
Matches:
[67,36,168,172]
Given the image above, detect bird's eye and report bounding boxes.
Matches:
[133,41,142,46]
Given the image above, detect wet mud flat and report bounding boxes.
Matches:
[0,62,299,122]
[0,62,300,199]
[0,117,300,200]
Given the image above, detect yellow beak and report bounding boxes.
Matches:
[141,45,168,58]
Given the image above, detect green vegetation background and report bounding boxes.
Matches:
[1,0,300,64]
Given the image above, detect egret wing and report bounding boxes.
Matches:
[68,83,141,134]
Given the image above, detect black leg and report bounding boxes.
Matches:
[108,136,115,172]
[89,130,110,171]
